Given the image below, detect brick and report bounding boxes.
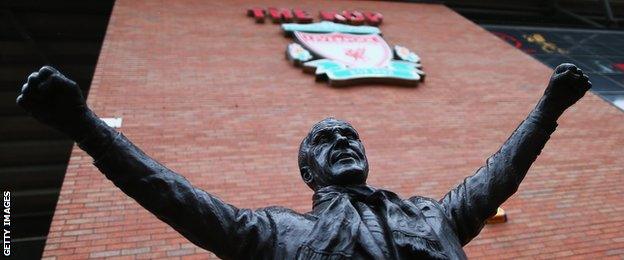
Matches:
[89,250,121,258]
[167,248,196,257]
[121,247,151,255]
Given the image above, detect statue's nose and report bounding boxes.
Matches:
[335,133,349,146]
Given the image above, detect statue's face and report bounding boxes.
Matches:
[304,122,369,188]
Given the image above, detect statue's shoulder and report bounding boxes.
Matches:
[256,206,316,239]
[257,206,317,222]
[406,195,444,211]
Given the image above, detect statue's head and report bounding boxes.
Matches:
[298,118,369,191]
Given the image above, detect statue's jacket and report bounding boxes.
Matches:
[79,111,556,259]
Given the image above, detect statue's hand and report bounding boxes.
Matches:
[541,63,592,115]
[16,66,92,140]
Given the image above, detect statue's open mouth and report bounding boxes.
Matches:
[331,149,358,164]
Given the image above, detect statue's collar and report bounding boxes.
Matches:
[311,184,379,213]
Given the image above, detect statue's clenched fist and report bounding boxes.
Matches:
[17,66,93,140]
[541,63,592,116]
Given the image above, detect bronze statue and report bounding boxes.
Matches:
[17,64,591,259]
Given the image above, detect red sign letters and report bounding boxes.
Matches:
[247,8,383,26]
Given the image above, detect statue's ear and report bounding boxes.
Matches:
[300,166,314,184]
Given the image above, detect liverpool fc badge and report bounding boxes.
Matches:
[283,21,424,87]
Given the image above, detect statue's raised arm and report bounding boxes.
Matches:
[439,63,592,245]
[16,66,273,259]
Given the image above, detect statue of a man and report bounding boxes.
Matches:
[17,64,590,259]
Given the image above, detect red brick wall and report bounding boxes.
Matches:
[42,0,624,259]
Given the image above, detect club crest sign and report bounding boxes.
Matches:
[247,8,424,87]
